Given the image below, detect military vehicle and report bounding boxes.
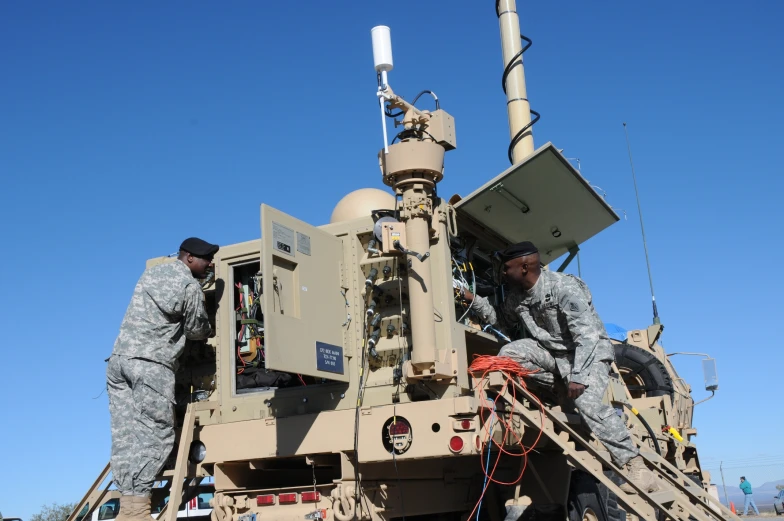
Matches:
[69,2,735,521]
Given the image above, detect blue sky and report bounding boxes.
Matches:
[1,1,782,517]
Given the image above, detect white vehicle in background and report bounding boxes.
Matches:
[152,484,214,520]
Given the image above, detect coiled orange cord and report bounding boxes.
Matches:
[466,355,546,520]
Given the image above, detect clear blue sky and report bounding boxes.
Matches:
[2,1,782,517]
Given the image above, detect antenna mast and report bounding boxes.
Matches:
[497,0,536,164]
[623,122,660,325]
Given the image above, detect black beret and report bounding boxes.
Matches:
[180,237,219,258]
[498,241,538,262]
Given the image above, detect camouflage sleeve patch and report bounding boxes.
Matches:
[563,296,588,318]
[556,275,602,383]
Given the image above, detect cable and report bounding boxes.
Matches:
[412,90,440,110]
[391,126,439,146]
[476,413,495,520]
[353,286,375,519]
[464,355,546,520]
[385,89,441,119]
[507,110,540,165]
[622,403,661,456]
[455,261,475,323]
[495,0,541,165]
[501,36,532,95]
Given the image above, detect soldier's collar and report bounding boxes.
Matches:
[521,272,544,302]
[174,258,196,276]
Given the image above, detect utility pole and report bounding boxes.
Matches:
[720,461,729,507]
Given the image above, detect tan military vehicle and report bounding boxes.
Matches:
[70,3,733,521]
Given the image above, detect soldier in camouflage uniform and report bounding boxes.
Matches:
[462,241,658,494]
[106,237,218,521]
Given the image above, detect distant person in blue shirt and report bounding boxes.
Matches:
[740,476,760,516]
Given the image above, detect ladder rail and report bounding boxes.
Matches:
[640,450,741,521]
[164,401,218,521]
[495,382,665,521]
[154,478,202,521]
[66,463,112,521]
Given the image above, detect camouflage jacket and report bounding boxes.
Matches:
[472,269,615,385]
[111,259,211,370]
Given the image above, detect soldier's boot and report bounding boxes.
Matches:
[114,496,137,521]
[127,495,155,521]
[619,455,660,494]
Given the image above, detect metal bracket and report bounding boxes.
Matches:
[556,245,580,273]
[490,183,530,213]
[393,240,429,262]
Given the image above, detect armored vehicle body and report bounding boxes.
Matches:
[70,3,733,521]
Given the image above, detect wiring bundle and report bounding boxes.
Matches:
[466,355,545,520]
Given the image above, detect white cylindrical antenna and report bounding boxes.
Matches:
[371,25,394,77]
[372,25,393,154]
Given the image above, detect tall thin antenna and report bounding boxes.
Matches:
[623,122,660,325]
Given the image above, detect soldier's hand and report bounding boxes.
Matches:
[567,382,586,399]
[462,289,475,302]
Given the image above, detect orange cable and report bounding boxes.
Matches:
[465,355,547,519]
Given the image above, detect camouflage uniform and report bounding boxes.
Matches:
[472,269,638,466]
[107,259,211,497]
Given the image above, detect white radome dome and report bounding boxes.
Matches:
[330,188,396,223]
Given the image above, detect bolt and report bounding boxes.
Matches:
[303,397,308,403]
[232,406,237,411]
[340,393,345,398]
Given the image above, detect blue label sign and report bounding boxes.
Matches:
[316,342,344,374]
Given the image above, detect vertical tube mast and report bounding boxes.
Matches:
[372,26,454,380]
[498,0,534,163]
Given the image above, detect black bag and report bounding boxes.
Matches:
[236,369,294,390]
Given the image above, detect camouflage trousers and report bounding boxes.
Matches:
[499,339,639,466]
[106,355,176,496]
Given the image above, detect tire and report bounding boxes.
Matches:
[614,343,674,399]
[568,471,624,521]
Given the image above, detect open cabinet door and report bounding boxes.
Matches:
[260,204,349,382]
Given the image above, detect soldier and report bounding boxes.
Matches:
[461,241,658,494]
[106,237,218,521]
